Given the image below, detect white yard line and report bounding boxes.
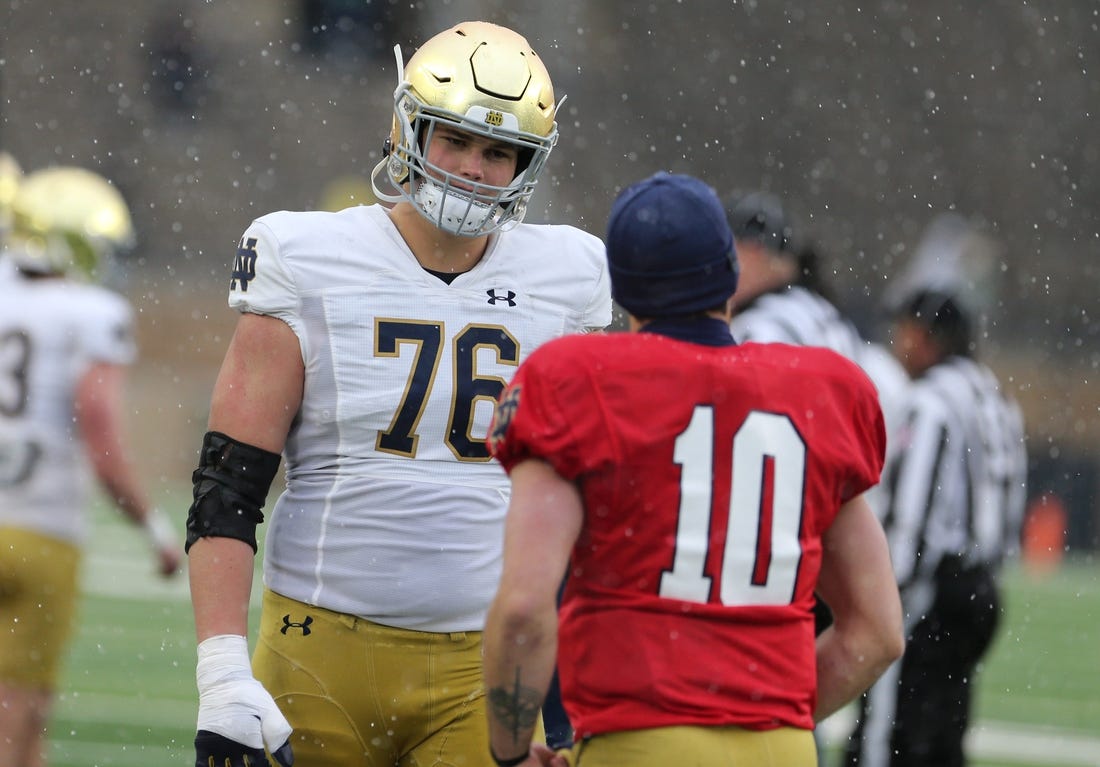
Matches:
[820,706,1100,767]
[968,722,1100,767]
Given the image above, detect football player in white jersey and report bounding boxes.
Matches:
[0,164,182,767]
[185,21,612,767]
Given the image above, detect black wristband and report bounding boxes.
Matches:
[490,747,529,767]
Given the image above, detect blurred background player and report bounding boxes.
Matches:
[843,287,1028,767]
[0,162,181,767]
[184,21,611,767]
[483,172,903,767]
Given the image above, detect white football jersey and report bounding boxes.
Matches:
[0,260,137,544]
[229,204,612,631]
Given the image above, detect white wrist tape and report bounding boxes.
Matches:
[195,634,291,753]
[196,634,251,686]
[144,507,179,551]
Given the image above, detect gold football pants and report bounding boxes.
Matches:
[566,723,816,767]
[0,527,80,689]
[255,587,530,766]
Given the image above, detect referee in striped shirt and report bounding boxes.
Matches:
[844,288,1028,767]
[726,191,866,354]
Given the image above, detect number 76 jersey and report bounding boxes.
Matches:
[227,204,611,633]
[489,331,885,736]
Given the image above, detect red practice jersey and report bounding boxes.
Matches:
[489,330,885,737]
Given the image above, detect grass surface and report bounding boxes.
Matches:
[976,561,1100,732]
[819,557,1100,767]
[45,500,1100,766]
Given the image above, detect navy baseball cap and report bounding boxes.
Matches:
[606,172,739,318]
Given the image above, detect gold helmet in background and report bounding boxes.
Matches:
[371,21,560,236]
[0,151,23,239]
[8,165,134,278]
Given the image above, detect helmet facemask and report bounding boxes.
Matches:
[370,22,560,238]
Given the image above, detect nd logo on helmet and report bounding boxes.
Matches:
[484,110,504,127]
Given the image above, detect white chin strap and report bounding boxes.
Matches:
[414,178,495,237]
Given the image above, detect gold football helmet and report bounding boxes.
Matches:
[8,165,134,278]
[370,21,560,236]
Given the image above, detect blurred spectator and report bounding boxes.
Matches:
[146,9,209,113]
[299,0,418,63]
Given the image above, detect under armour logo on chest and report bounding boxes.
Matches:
[487,288,517,307]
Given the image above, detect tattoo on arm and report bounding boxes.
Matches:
[487,668,544,748]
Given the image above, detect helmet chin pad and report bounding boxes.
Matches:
[413,177,497,237]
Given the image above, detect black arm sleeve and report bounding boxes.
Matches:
[184,431,282,553]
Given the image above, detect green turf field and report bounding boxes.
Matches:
[819,554,1100,767]
[48,498,253,766]
[45,500,1100,766]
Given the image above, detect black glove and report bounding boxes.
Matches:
[195,730,293,767]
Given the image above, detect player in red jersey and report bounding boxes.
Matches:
[482,172,904,767]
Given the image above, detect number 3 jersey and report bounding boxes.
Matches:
[227,204,611,632]
[0,260,137,544]
[489,329,885,735]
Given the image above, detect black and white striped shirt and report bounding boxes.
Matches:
[731,284,865,356]
[882,355,1028,590]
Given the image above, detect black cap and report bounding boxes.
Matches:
[896,288,973,357]
[725,190,793,255]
